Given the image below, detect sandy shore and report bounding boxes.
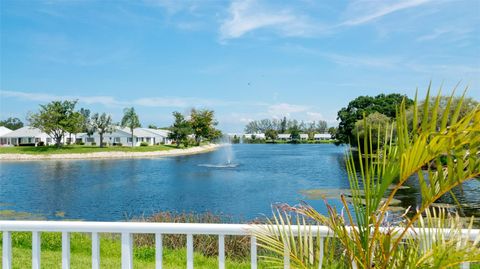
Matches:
[0,144,221,161]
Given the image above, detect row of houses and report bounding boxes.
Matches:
[228,133,333,141]
[0,126,172,147]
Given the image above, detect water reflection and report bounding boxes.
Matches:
[0,144,478,222]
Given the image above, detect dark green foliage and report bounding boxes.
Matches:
[336,93,413,145]
[168,111,192,147]
[190,109,221,145]
[0,117,23,130]
[28,100,80,147]
[140,141,149,146]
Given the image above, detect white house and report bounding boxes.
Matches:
[79,127,172,146]
[314,133,332,140]
[278,134,291,140]
[299,134,309,140]
[243,133,265,139]
[0,126,12,145]
[0,126,74,146]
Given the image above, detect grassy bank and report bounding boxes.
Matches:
[0,144,205,155]
[0,232,266,269]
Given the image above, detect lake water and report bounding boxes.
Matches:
[1,144,478,222]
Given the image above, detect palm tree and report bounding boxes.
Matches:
[121,107,140,147]
[253,85,480,268]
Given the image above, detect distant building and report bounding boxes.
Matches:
[79,127,172,146]
[0,126,74,146]
[314,133,332,140]
[243,133,265,139]
[278,134,291,141]
[299,134,309,140]
[0,126,12,145]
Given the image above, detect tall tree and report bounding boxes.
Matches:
[121,107,141,147]
[0,117,24,130]
[265,129,278,142]
[190,109,220,145]
[168,112,192,147]
[64,112,85,144]
[91,113,114,148]
[280,116,287,133]
[29,100,78,147]
[289,123,301,142]
[336,93,412,145]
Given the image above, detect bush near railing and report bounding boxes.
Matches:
[132,211,262,261]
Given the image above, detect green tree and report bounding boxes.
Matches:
[254,87,480,268]
[28,100,78,147]
[121,107,141,147]
[280,116,287,133]
[288,123,301,143]
[0,117,24,130]
[327,126,337,139]
[336,93,412,146]
[189,109,220,145]
[168,112,192,148]
[265,129,278,142]
[407,94,478,130]
[91,113,114,148]
[148,124,158,129]
[64,111,85,144]
[353,112,392,153]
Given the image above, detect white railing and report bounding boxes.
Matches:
[1,221,478,269]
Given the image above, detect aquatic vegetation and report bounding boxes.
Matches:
[254,85,480,268]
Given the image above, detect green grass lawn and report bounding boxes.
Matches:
[0,232,266,269]
[0,144,193,155]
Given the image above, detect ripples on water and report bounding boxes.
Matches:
[0,144,478,222]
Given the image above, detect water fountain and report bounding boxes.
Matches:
[198,135,238,168]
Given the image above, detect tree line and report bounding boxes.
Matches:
[244,117,330,134]
[335,92,479,149]
[2,100,220,148]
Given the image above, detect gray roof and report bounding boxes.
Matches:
[0,126,45,138]
[138,128,171,137]
[0,126,12,136]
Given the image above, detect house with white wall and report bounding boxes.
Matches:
[0,126,74,146]
[299,134,309,140]
[314,133,332,140]
[277,134,291,141]
[0,126,12,145]
[79,127,172,146]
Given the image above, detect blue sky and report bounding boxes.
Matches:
[1,0,479,132]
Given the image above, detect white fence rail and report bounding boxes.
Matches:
[1,221,478,269]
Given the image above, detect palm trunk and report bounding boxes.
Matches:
[99,133,103,148]
[131,130,134,147]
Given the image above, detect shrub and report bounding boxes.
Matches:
[132,211,262,261]
[114,143,122,146]
[140,141,149,146]
[91,142,96,146]
[37,141,45,146]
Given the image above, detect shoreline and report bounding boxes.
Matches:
[0,143,221,161]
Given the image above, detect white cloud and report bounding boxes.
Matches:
[219,0,319,40]
[267,103,309,118]
[0,90,244,109]
[341,0,431,26]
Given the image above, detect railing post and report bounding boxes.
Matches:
[218,234,225,269]
[155,233,163,269]
[32,231,41,269]
[92,232,100,269]
[187,234,194,269]
[2,231,12,269]
[121,232,133,269]
[251,236,257,269]
[62,232,70,269]
[318,238,324,269]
